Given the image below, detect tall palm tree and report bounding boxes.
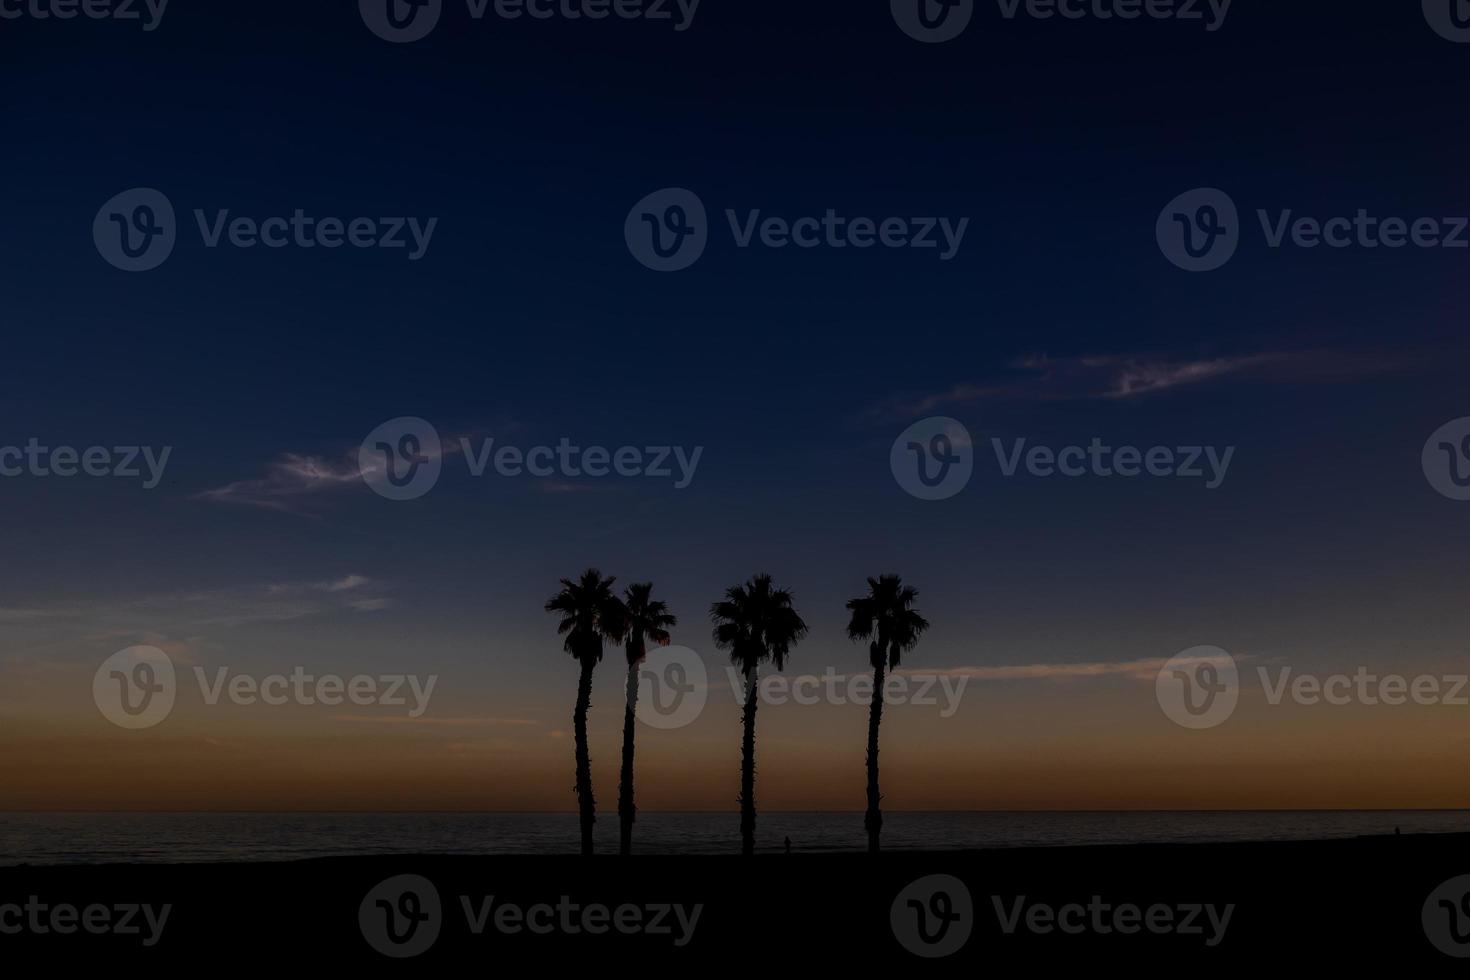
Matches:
[711,574,808,856]
[846,574,929,854]
[545,568,628,856]
[617,581,677,856]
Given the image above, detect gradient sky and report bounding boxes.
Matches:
[3,2,1470,811]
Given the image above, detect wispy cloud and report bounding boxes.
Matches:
[0,575,391,664]
[915,654,1252,683]
[1101,355,1279,399]
[195,453,366,512]
[326,715,542,727]
[881,348,1406,417]
[196,434,472,513]
[532,480,621,495]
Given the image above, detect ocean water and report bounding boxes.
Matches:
[2,810,1469,866]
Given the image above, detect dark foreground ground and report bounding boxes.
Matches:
[3,833,1469,967]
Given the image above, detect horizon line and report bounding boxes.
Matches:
[6,807,1470,815]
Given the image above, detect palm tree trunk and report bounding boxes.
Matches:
[739,666,759,856]
[618,661,639,856]
[573,657,596,856]
[864,658,886,854]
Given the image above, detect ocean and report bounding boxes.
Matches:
[2,810,1468,865]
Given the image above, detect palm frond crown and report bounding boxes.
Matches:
[545,568,629,664]
[845,573,929,669]
[710,573,809,677]
[623,581,677,665]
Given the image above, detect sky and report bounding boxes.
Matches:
[3,1,1470,811]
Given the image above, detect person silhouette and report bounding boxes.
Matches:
[784,836,792,854]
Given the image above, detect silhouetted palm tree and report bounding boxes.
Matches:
[846,574,929,854]
[617,581,677,856]
[546,568,628,856]
[711,574,808,856]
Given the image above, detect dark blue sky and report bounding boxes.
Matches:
[2,1,1468,712]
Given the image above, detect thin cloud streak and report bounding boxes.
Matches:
[325,715,543,727]
[0,575,391,663]
[195,453,365,512]
[197,440,465,513]
[920,654,1251,683]
[881,348,1411,418]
